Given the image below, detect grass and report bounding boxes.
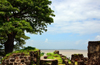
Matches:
[46,52,75,65]
[46,52,65,65]
[40,52,44,57]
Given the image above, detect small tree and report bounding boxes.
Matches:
[0,0,55,54]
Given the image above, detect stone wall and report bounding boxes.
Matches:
[71,54,88,65]
[54,50,59,54]
[71,54,84,61]
[40,59,58,65]
[88,41,100,65]
[1,50,40,65]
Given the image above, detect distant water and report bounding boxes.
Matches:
[40,49,88,59]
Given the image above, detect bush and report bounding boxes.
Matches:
[40,52,44,57]
[53,54,60,57]
[47,56,54,59]
[23,46,35,50]
[46,53,54,56]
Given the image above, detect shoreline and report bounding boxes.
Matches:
[40,49,88,59]
[40,49,87,50]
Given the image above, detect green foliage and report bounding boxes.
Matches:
[46,52,61,59]
[23,46,35,50]
[40,52,44,57]
[74,54,78,55]
[46,52,65,65]
[12,46,37,54]
[1,52,12,61]
[47,56,54,59]
[5,53,12,57]
[53,54,60,57]
[68,59,71,63]
[46,52,60,57]
[46,53,54,56]
[68,57,70,60]
[0,0,55,53]
[0,0,55,35]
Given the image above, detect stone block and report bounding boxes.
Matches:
[9,58,15,62]
[19,62,26,65]
[71,54,84,61]
[88,41,100,65]
[15,59,21,63]
[64,60,68,65]
[40,59,58,65]
[54,50,59,54]
[77,60,84,65]
[44,56,48,59]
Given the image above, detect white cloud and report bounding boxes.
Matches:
[48,20,100,34]
[95,35,100,41]
[48,0,100,34]
[45,38,48,43]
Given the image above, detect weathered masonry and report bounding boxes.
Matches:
[88,41,100,65]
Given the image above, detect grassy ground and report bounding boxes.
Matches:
[46,53,65,65]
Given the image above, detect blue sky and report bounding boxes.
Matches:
[24,0,100,50]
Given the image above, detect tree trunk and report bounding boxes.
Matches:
[4,33,15,54]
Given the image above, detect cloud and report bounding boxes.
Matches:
[49,20,100,34]
[95,35,100,40]
[47,0,100,35]
[45,38,48,43]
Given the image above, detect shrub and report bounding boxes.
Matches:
[46,53,54,56]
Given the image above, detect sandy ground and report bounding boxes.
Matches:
[40,50,88,59]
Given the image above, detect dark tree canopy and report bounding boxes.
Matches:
[0,0,55,54]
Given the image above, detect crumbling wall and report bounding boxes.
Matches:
[71,54,84,61]
[2,50,40,65]
[2,53,30,65]
[70,54,86,65]
[40,59,58,65]
[30,50,40,65]
[88,41,100,65]
[54,50,59,54]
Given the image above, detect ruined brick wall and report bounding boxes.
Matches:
[71,54,84,61]
[30,50,40,65]
[54,50,59,54]
[2,50,40,65]
[88,41,100,65]
[2,53,31,65]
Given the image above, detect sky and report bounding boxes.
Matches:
[24,0,100,50]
